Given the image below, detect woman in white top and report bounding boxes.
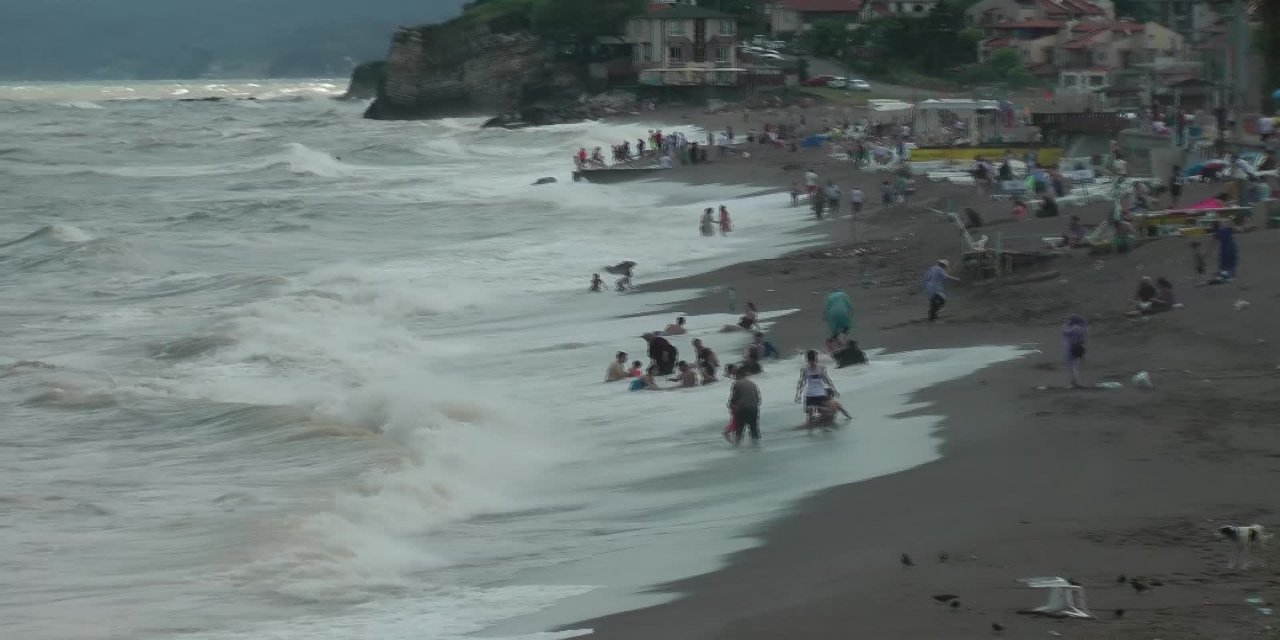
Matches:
[795,350,838,427]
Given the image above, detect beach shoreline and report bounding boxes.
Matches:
[552,104,1280,639]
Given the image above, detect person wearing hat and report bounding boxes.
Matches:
[922,259,961,321]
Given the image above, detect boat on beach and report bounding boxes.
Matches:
[571,166,671,183]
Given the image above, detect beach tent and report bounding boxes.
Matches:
[863,99,914,124]
[915,98,1003,144]
[801,134,831,149]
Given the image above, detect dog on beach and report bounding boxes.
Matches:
[1218,524,1272,569]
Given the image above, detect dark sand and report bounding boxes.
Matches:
[573,104,1280,639]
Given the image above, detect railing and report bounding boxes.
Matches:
[1032,112,1131,134]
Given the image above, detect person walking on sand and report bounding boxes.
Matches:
[717,205,734,235]
[923,259,961,322]
[795,350,838,428]
[823,290,854,341]
[1205,218,1239,281]
[1062,314,1087,388]
[699,208,716,237]
[824,181,841,216]
[849,186,864,217]
[727,365,762,444]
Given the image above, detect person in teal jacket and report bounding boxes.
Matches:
[823,290,854,339]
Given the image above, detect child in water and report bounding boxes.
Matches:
[589,273,605,292]
[718,205,734,236]
[630,365,660,391]
[628,361,644,378]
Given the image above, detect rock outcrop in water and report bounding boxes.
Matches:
[342,61,386,101]
[360,25,636,125]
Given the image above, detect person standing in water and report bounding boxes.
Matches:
[691,338,719,383]
[1062,314,1087,388]
[727,365,762,444]
[823,290,854,341]
[922,259,960,321]
[699,208,716,237]
[795,350,838,428]
[643,333,679,375]
[717,205,734,236]
[605,351,628,382]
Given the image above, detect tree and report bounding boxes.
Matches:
[1260,0,1280,109]
[805,19,853,58]
[964,48,1032,87]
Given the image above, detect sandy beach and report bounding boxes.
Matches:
[574,101,1280,638]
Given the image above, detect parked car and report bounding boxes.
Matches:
[801,75,837,87]
[848,79,872,92]
[826,77,849,89]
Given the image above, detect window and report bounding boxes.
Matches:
[1089,75,1105,86]
[1096,51,1107,62]
[912,4,924,12]
[667,20,685,36]
[669,46,684,63]
[719,20,735,36]
[643,43,653,62]
[716,46,730,62]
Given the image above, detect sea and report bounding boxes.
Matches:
[0,79,1024,640]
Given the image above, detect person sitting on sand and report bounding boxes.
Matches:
[795,350,839,428]
[1062,314,1087,388]
[589,273,605,292]
[667,361,699,388]
[1012,199,1029,221]
[662,316,687,336]
[630,365,661,391]
[605,351,628,382]
[692,338,719,384]
[721,302,758,332]
[1064,215,1087,247]
[1126,276,1164,316]
[812,390,853,427]
[718,205,734,235]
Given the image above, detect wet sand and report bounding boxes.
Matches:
[574,104,1280,639]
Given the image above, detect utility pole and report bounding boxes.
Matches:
[1230,0,1248,149]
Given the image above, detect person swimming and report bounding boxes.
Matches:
[812,389,852,426]
[692,338,719,383]
[721,302,758,332]
[589,273,605,292]
[662,316,687,335]
[629,365,661,391]
[667,361,698,388]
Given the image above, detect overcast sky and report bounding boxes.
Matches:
[0,0,471,78]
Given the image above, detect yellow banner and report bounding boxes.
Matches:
[909,147,1064,165]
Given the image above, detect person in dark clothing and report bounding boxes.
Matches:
[1168,165,1184,208]
[642,333,679,375]
[726,365,762,444]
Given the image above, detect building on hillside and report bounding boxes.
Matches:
[1117,0,1217,44]
[624,3,743,87]
[766,0,937,35]
[967,0,1111,27]
[861,0,940,20]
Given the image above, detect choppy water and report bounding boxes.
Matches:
[0,80,1023,640]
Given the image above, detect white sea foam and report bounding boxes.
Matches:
[0,89,1027,640]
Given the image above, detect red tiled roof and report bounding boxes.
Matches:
[986,19,1064,29]
[1062,30,1107,49]
[1038,0,1105,16]
[1071,20,1143,34]
[782,0,863,11]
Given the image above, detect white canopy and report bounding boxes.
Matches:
[917,98,1001,112]
[866,99,913,113]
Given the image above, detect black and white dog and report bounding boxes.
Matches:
[1219,524,1271,569]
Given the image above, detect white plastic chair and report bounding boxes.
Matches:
[1017,576,1092,618]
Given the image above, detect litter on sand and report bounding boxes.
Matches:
[1017,576,1093,619]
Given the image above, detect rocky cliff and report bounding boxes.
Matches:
[363,26,589,122]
